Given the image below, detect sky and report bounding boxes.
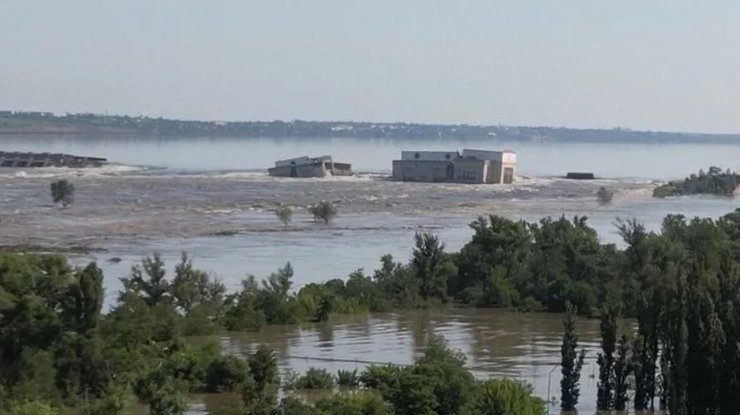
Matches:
[1,1,740,133]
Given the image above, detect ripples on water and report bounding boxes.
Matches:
[0,137,734,414]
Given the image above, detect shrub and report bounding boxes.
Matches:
[472,379,544,415]
[336,369,360,388]
[50,179,75,207]
[2,401,59,415]
[309,201,337,224]
[315,391,391,415]
[596,187,614,204]
[206,355,250,392]
[296,368,335,389]
[275,206,293,227]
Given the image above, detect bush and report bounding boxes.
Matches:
[296,368,335,389]
[1,401,59,415]
[206,355,250,392]
[336,369,360,388]
[471,379,544,415]
[315,391,391,415]
[50,179,75,207]
[309,201,337,224]
[275,206,293,227]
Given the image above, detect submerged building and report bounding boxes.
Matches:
[268,155,353,178]
[0,151,107,168]
[392,149,516,184]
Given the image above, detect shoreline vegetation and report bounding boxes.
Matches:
[3,110,740,143]
[3,209,740,413]
[653,166,739,198]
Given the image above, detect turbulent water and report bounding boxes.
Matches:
[1,135,738,413]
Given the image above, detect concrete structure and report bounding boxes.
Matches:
[566,172,595,180]
[268,155,353,178]
[392,148,516,184]
[0,151,107,168]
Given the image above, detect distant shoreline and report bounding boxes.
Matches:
[2,111,740,144]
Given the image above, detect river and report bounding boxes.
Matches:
[0,134,737,413]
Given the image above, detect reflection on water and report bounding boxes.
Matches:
[190,309,606,414]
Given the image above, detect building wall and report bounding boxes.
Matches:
[268,163,327,177]
[401,151,458,161]
[487,161,516,184]
[452,159,488,183]
[392,160,453,182]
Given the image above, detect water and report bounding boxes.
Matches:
[3,134,740,177]
[0,134,737,413]
[192,308,628,414]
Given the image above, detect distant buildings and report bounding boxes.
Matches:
[392,149,516,184]
[268,155,353,178]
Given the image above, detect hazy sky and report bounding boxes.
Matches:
[2,1,739,133]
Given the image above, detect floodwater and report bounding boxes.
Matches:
[0,135,737,413]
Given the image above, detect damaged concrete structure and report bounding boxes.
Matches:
[0,151,107,168]
[392,149,516,184]
[268,155,353,178]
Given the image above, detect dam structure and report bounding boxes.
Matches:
[0,151,107,168]
[268,155,353,178]
[392,149,516,184]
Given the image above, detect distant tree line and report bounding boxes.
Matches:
[3,111,740,143]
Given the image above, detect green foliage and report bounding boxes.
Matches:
[596,304,618,410]
[275,206,293,227]
[653,166,738,197]
[560,302,586,411]
[50,179,75,207]
[205,355,250,393]
[336,369,360,388]
[1,401,59,415]
[471,379,544,415]
[132,368,188,415]
[315,391,391,415]
[79,387,132,415]
[296,368,335,390]
[309,200,337,224]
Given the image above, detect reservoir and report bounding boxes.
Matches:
[0,134,737,413]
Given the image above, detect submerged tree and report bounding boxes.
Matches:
[596,186,614,204]
[614,334,633,410]
[560,302,586,411]
[597,304,618,410]
[50,179,75,207]
[309,201,337,224]
[275,206,293,227]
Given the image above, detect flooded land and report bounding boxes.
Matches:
[1,135,739,413]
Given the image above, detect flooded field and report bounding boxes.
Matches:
[1,135,738,413]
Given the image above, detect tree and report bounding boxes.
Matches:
[614,334,633,410]
[275,206,293,227]
[596,304,618,410]
[50,179,75,207]
[309,201,337,224]
[411,232,455,302]
[560,302,586,411]
[596,186,614,204]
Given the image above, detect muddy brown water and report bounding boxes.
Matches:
[184,308,661,415]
